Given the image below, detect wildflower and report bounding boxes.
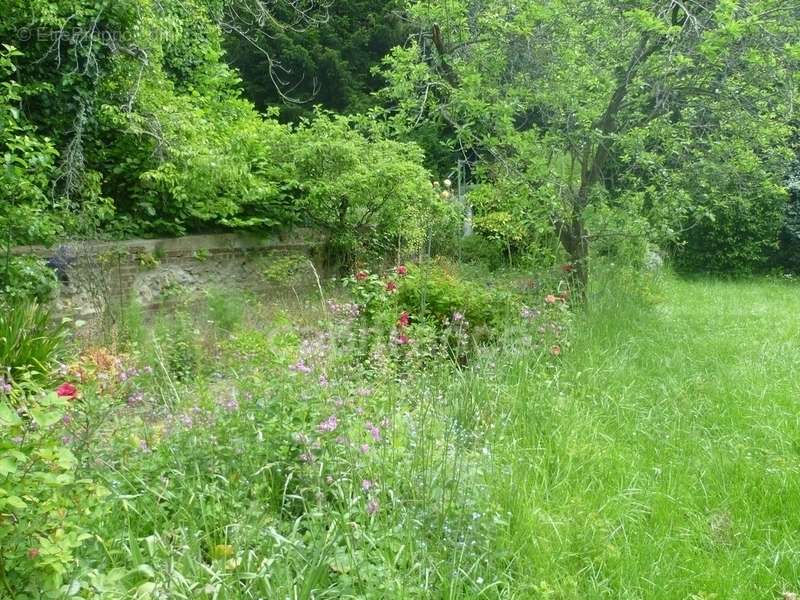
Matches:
[550,345,562,357]
[444,178,452,189]
[392,333,411,346]
[289,360,312,374]
[395,265,408,277]
[56,382,78,399]
[61,413,72,425]
[397,311,410,327]
[366,423,382,442]
[366,499,380,515]
[0,377,11,394]
[127,391,145,407]
[223,397,239,412]
[386,280,398,293]
[356,270,369,282]
[359,443,370,454]
[318,415,339,433]
[60,435,73,445]
[361,479,373,492]
[319,374,330,387]
[299,451,314,463]
[452,312,464,322]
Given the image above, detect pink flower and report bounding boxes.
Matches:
[386,280,398,293]
[366,499,380,515]
[392,333,410,345]
[395,265,408,277]
[318,415,338,433]
[56,382,78,399]
[289,360,312,374]
[397,311,410,328]
[366,423,382,442]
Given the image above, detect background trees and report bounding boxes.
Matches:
[1,0,799,282]
[378,0,800,283]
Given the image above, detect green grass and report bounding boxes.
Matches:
[488,274,800,597]
[12,271,800,598]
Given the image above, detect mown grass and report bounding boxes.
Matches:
[486,273,800,598]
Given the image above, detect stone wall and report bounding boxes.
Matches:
[12,232,321,319]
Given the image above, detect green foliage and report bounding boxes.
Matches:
[0,300,66,382]
[225,0,407,120]
[0,390,107,597]
[288,112,454,267]
[0,256,59,303]
[377,1,799,277]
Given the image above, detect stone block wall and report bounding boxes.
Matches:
[12,232,321,319]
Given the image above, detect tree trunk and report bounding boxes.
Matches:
[557,212,589,298]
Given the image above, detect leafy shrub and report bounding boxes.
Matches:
[0,300,65,382]
[0,256,59,304]
[0,389,107,597]
[395,262,499,330]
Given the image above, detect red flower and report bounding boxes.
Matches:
[561,263,575,273]
[386,281,398,293]
[550,345,562,357]
[56,383,78,399]
[355,271,369,282]
[395,265,408,277]
[397,311,410,328]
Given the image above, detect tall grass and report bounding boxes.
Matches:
[0,300,65,381]
[483,271,800,597]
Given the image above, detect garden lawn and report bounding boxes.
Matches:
[492,275,800,598]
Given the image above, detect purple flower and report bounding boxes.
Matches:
[61,413,73,425]
[289,359,312,374]
[223,398,239,412]
[0,377,12,395]
[318,415,338,433]
[365,423,382,442]
[127,391,145,407]
[366,499,379,515]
